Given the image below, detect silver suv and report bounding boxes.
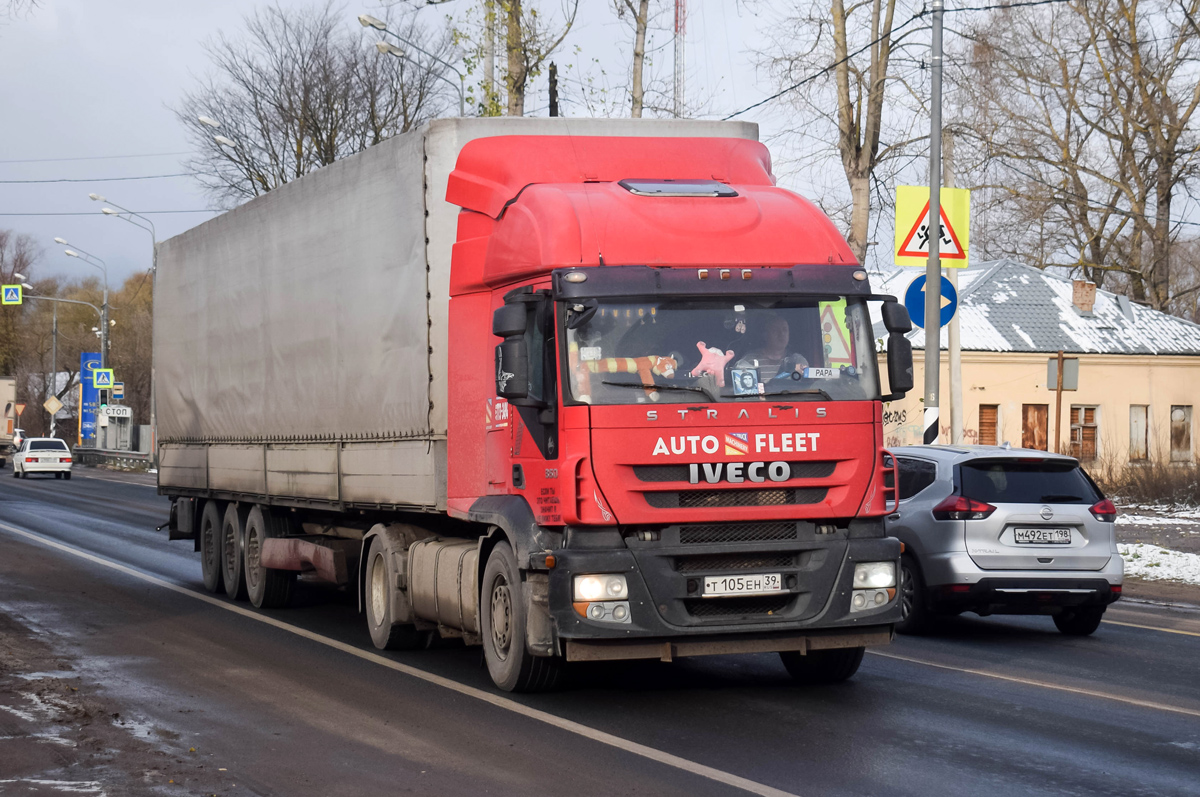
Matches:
[886,445,1122,636]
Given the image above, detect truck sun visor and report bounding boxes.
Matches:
[618,179,739,198]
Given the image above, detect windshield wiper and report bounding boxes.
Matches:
[601,380,718,401]
[765,387,834,401]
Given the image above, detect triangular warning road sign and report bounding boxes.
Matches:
[896,202,966,260]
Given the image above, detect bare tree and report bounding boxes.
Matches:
[954,0,1200,310]
[178,2,456,207]
[614,0,652,117]
[500,0,579,116]
[758,1,928,265]
[0,230,38,376]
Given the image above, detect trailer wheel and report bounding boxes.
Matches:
[198,500,224,594]
[244,505,295,609]
[779,646,865,685]
[365,536,425,650]
[480,541,562,693]
[220,503,249,601]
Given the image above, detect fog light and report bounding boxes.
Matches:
[853,592,867,609]
[851,588,894,613]
[588,603,606,620]
[874,591,886,605]
[854,561,896,589]
[580,600,632,624]
[612,604,628,621]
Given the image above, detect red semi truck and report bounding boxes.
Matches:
[157,119,915,692]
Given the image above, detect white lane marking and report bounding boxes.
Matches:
[0,522,796,797]
[1103,619,1200,638]
[869,651,1200,718]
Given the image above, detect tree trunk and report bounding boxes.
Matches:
[847,173,870,264]
[630,0,649,117]
[484,0,496,113]
[1150,162,1173,310]
[505,0,526,116]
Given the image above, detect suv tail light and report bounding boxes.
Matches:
[932,495,996,520]
[1090,499,1117,522]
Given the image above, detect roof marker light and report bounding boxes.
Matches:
[563,272,587,283]
[719,269,731,280]
[742,269,752,280]
[698,269,709,280]
[853,270,868,281]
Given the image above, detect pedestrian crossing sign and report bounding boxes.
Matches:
[2,285,22,305]
[894,185,971,267]
[93,368,114,388]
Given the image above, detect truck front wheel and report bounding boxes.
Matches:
[480,541,562,693]
[199,500,224,594]
[779,646,865,684]
[365,536,425,650]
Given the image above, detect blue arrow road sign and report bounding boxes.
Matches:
[904,275,958,329]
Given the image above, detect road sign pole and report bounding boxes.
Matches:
[1054,350,1064,454]
[923,0,945,445]
[943,129,962,445]
[50,303,57,438]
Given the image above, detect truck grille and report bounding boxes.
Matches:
[685,595,793,618]
[680,522,797,544]
[645,487,827,508]
[633,461,836,483]
[676,553,794,572]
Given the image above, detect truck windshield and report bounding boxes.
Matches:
[563,297,879,404]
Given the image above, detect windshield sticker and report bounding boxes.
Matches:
[725,432,749,456]
[731,369,760,396]
[580,346,602,361]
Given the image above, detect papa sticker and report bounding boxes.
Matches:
[580,346,602,361]
[803,367,839,379]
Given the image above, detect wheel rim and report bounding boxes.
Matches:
[900,564,916,620]
[245,526,261,589]
[490,575,513,661]
[202,521,217,571]
[370,553,387,627]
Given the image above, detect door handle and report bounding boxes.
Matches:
[887,513,901,521]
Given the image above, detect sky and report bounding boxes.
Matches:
[0,0,837,287]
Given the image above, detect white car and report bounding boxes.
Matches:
[13,437,73,479]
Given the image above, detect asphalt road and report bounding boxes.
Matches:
[1,468,1199,796]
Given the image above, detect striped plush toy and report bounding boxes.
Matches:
[569,344,677,403]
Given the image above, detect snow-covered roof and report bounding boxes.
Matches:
[870,259,1200,355]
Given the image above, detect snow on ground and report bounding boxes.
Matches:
[1117,514,1200,529]
[1119,543,1200,585]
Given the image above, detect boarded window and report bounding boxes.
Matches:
[1022,404,1048,451]
[1170,405,1193,462]
[1069,406,1099,461]
[1129,405,1148,461]
[979,405,999,446]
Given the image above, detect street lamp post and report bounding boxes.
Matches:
[360,14,466,116]
[55,238,109,371]
[90,193,157,462]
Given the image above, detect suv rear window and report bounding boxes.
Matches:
[961,460,1100,504]
[30,440,69,451]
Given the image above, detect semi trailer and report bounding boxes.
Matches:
[157,117,915,692]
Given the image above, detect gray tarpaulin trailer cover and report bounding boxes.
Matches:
[154,118,758,510]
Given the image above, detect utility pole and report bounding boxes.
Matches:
[1054,350,1064,454]
[50,302,57,438]
[922,0,944,445]
[548,62,559,116]
[674,0,686,117]
[944,128,962,444]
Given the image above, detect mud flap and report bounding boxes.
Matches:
[524,572,556,657]
[167,498,196,541]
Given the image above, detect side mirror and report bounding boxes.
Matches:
[493,304,528,338]
[496,339,530,399]
[881,301,912,334]
[885,333,914,399]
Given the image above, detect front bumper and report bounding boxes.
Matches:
[547,519,902,655]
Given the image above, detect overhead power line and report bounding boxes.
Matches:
[0,172,197,184]
[0,151,193,165]
[722,0,1072,121]
[0,210,216,216]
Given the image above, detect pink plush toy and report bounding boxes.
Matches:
[688,341,735,387]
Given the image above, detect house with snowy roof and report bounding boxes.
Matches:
[873,259,1200,464]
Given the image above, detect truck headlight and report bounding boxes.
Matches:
[573,574,628,602]
[853,561,896,589]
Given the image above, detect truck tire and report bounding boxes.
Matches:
[895,554,932,635]
[480,541,562,693]
[243,505,296,609]
[199,500,224,594]
[221,503,249,601]
[1053,606,1105,636]
[364,536,425,650]
[779,646,865,684]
